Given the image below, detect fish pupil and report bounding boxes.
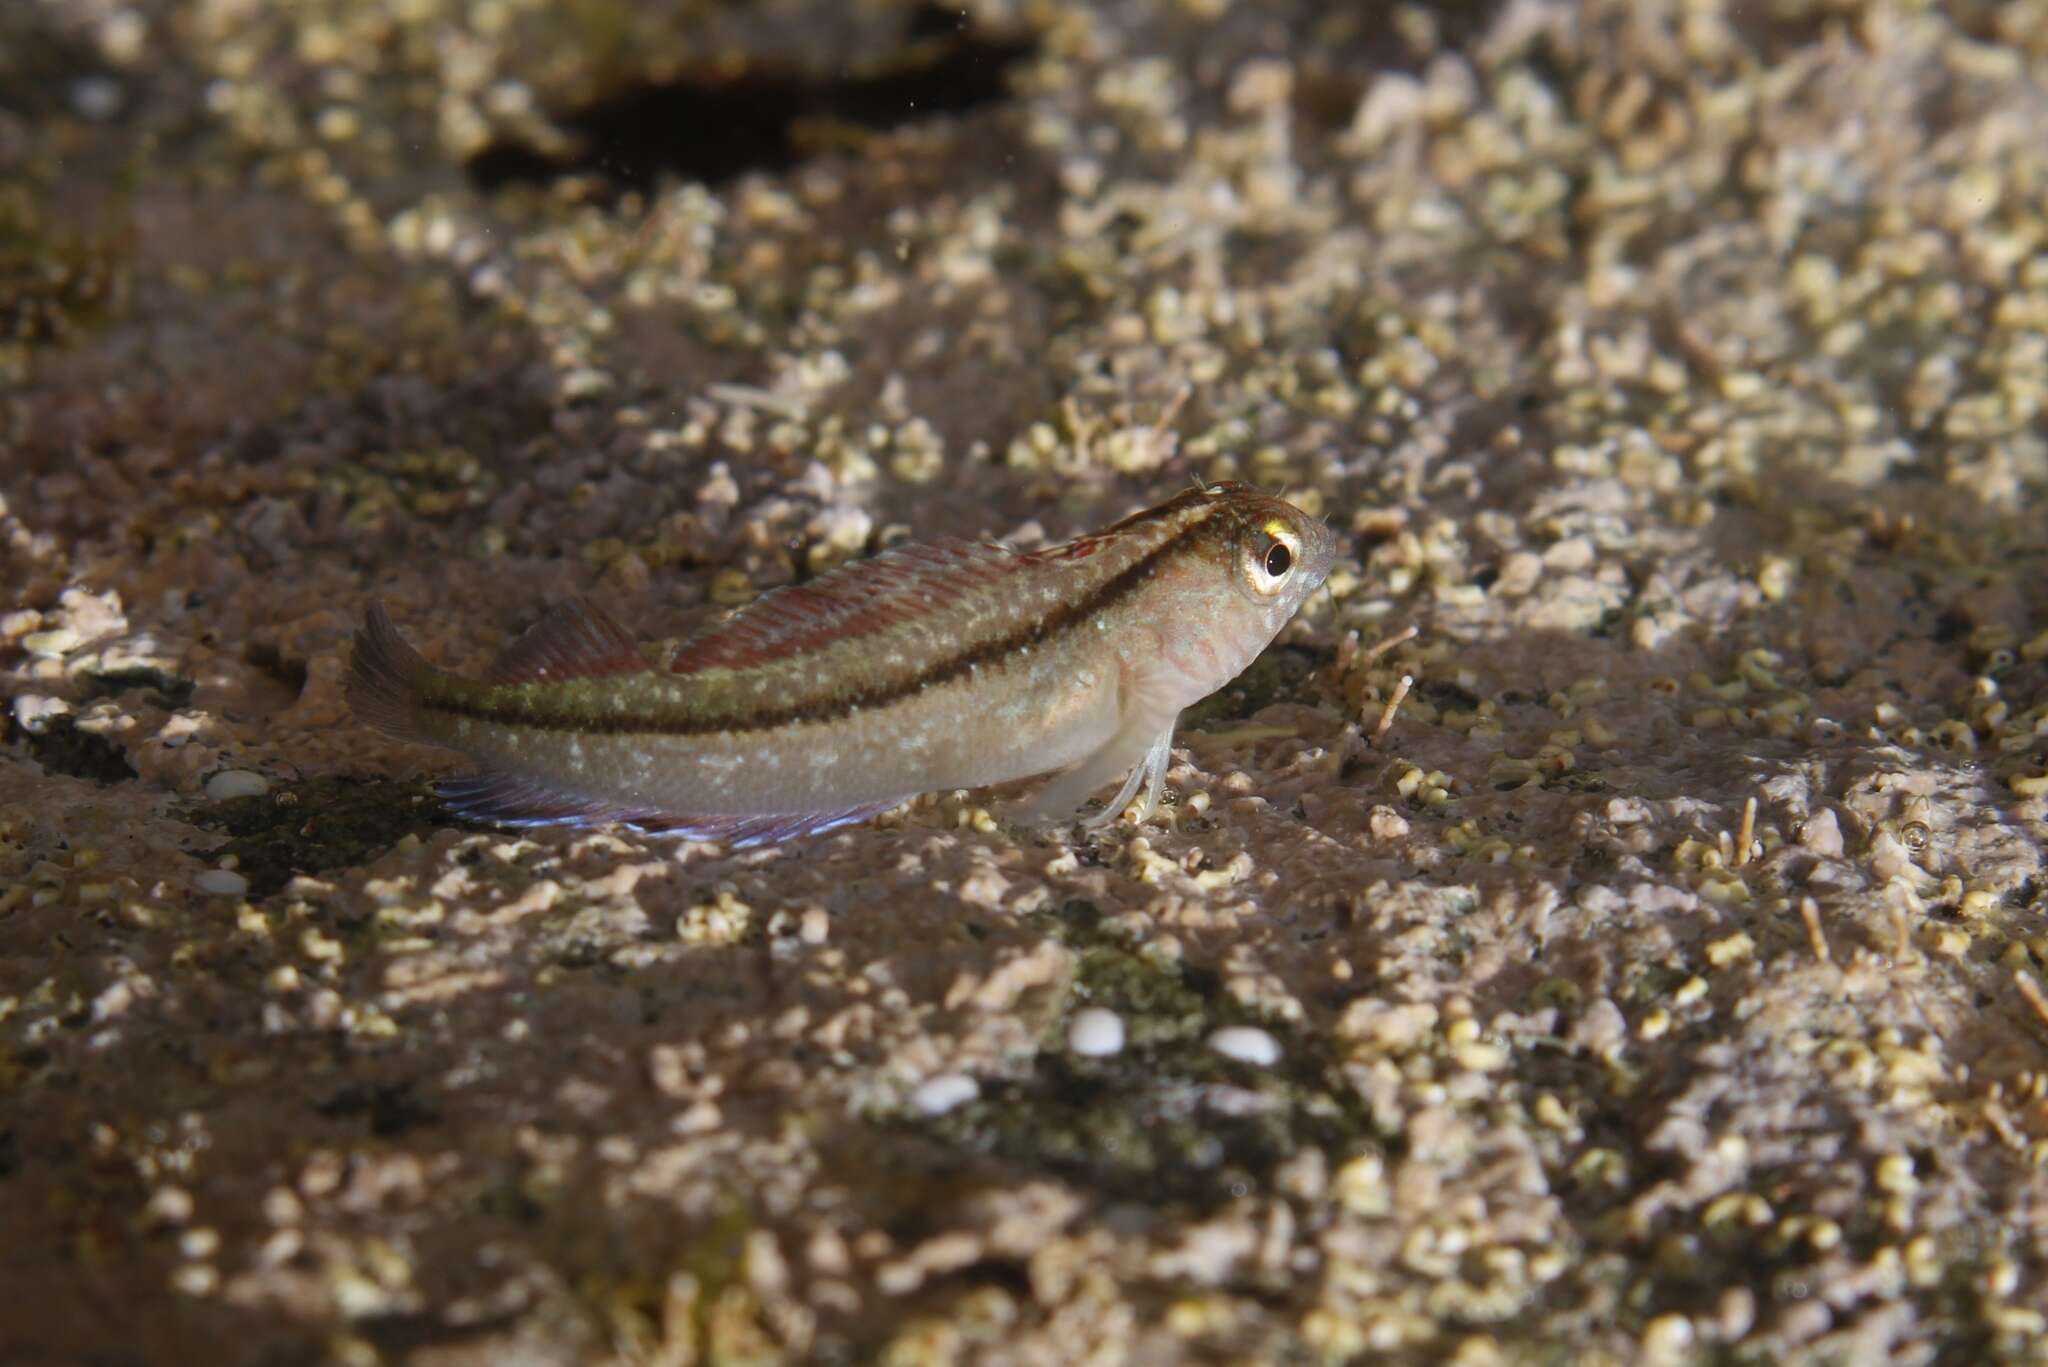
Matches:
[1264,543,1292,577]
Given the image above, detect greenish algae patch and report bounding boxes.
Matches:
[0,182,131,360]
[911,901,1373,1207]
[178,776,447,899]
[577,1202,789,1366]
[317,445,504,529]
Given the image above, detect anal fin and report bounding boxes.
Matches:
[436,771,900,847]
[631,801,904,847]
[436,771,662,830]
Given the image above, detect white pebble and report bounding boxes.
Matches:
[1067,1007,1126,1057]
[205,769,270,801]
[70,76,125,121]
[195,869,248,897]
[909,1073,979,1116]
[21,627,81,657]
[11,694,72,733]
[1208,1025,1281,1067]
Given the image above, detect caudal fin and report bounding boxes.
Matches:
[346,599,440,743]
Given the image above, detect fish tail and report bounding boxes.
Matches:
[346,599,445,744]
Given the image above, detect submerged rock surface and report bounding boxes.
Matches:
[6,0,2048,1361]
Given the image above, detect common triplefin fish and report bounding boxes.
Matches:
[346,481,1336,845]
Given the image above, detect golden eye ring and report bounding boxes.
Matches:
[1244,523,1302,596]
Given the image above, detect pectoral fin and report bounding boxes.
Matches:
[1018,712,1180,832]
[1079,722,1176,829]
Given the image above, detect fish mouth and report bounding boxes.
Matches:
[1301,519,1340,593]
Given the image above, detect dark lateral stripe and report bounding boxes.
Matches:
[427,504,1229,738]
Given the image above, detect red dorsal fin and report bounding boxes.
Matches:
[667,537,1020,674]
[484,598,647,684]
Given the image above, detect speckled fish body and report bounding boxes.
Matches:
[347,481,1336,844]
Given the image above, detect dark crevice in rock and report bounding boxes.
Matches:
[178,775,447,899]
[81,665,196,707]
[19,716,137,785]
[314,1079,444,1138]
[467,4,1038,195]
[242,641,309,697]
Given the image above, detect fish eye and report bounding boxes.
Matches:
[1244,523,1302,596]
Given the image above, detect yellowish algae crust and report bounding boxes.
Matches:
[5,0,2048,1362]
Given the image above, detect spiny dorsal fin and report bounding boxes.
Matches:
[667,537,1021,674]
[484,598,648,684]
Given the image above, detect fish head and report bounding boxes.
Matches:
[1128,482,1340,700]
[1206,482,1338,625]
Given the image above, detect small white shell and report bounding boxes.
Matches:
[909,1073,980,1116]
[1067,1007,1126,1058]
[205,770,270,801]
[195,869,249,897]
[1207,1025,1281,1067]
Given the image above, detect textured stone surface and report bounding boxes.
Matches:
[7,0,2048,1361]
